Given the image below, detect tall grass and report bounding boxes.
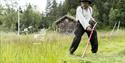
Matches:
[0,30,125,63]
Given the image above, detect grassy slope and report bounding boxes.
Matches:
[0,30,125,63]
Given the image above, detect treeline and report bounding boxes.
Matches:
[0,0,125,32]
[0,0,42,32]
[45,0,125,29]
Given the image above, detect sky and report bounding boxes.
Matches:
[0,0,64,13]
[19,0,64,13]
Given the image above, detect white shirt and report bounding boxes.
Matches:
[76,6,94,30]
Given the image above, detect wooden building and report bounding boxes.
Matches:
[55,15,77,33]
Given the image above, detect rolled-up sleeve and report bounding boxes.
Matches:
[76,6,90,30]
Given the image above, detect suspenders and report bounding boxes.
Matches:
[81,6,92,15]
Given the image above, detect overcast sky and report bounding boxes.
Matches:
[0,0,64,13]
[19,0,64,13]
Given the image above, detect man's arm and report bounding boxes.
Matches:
[89,7,96,22]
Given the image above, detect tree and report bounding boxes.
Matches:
[3,8,17,30]
[21,4,41,31]
[94,0,118,26]
[57,3,66,17]
[45,0,58,27]
[109,0,125,27]
[0,5,5,27]
[0,0,18,31]
[63,0,79,16]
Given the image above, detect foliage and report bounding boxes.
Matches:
[45,0,125,29]
[109,0,125,27]
[0,1,42,32]
[20,4,42,32]
[0,0,125,31]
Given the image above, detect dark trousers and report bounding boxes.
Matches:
[69,22,98,54]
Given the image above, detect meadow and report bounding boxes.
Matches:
[0,30,125,63]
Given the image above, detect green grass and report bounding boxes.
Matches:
[0,30,125,63]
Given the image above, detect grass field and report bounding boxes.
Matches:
[0,30,125,63]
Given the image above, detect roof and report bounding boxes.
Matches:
[55,15,76,24]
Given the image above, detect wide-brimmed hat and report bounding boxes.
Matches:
[80,0,92,4]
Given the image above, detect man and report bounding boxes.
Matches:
[69,0,98,55]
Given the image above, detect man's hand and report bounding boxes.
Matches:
[89,18,97,27]
[86,26,92,31]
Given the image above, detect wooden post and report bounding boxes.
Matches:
[116,21,120,32]
[110,22,117,36]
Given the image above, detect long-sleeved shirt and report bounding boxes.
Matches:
[76,6,94,30]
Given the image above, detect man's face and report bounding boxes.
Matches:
[81,1,89,8]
